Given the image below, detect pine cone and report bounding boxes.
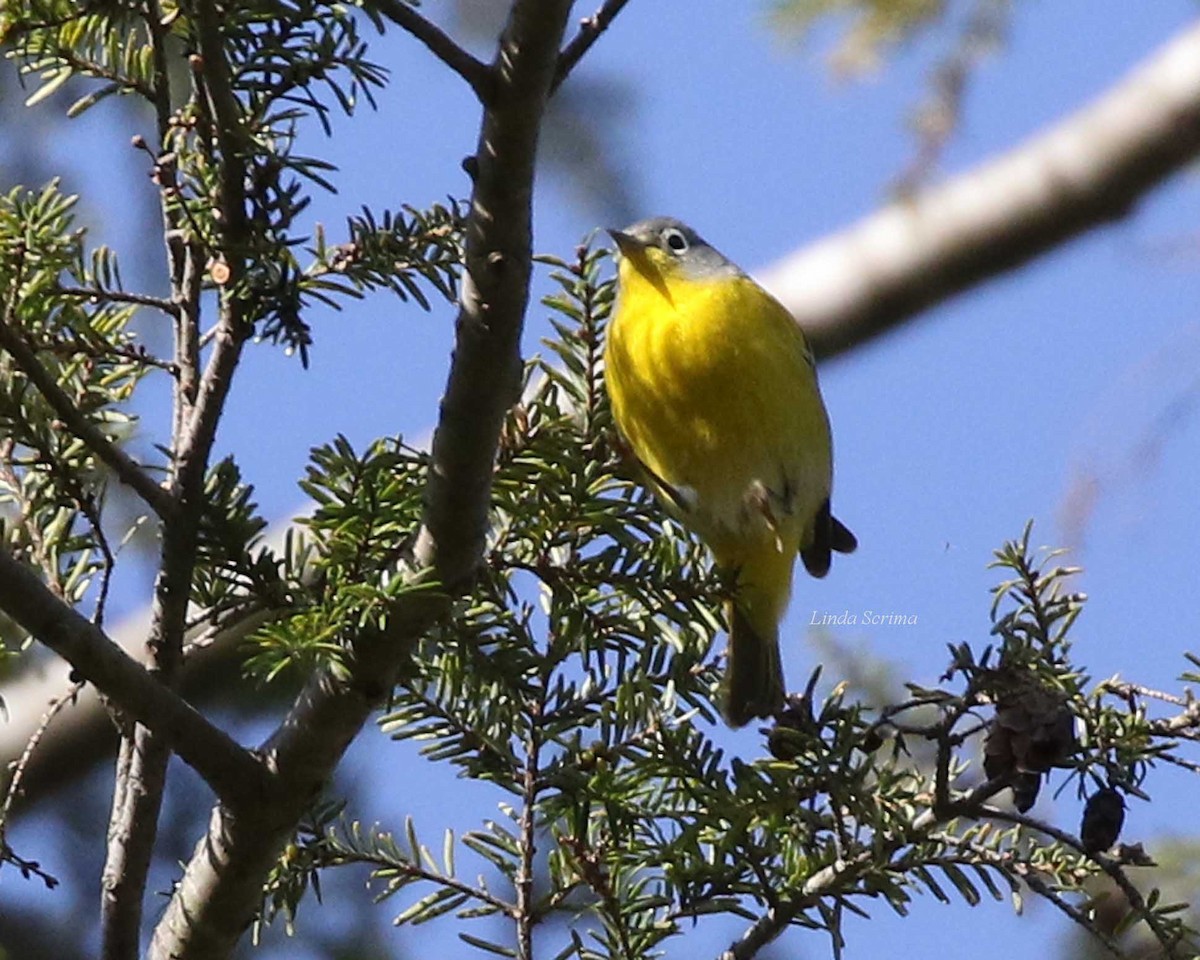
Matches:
[983,678,1077,810]
[1081,787,1126,854]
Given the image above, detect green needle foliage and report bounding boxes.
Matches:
[0,182,148,620]
[250,243,1200,960]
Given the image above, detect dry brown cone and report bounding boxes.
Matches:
[983,676,1078,812]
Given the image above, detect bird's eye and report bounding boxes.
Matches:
[663,229,689,254]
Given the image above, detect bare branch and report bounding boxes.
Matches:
[103,728,168,960]
[0,680,82,833]
[553,0,632,93]
[412,2,575,586]
[757,20,1200,360]
[365,0,493,102]
[0,548,271,810]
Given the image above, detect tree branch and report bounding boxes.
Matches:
[365,0,493,102]
[94,5,260,952]
[756,19,1200,361]
[0,548,271,809]
[0,303,175,520]
[552,0,632,93]
[412,1,573,586]
[979,805,1190,957]
[146,2,575,956]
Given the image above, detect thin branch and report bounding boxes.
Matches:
[54,286,180,315]
[181,0,254,502]
[516,721,540,960]
[928,830,1127,960]
[365,0,492,102]
[757,20,1200,360]
[980,805,1191,958]
[95,15,196,952]
[327,847,515,916]
[142,0,175,146]
[0,547,272,810]
[0,680,83,835]
[102,727,168,960]
[0,297,175,520]
[552,0,632,93]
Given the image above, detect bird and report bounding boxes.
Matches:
[603,216,855,727]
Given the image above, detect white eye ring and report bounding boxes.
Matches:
[663,228,689,254]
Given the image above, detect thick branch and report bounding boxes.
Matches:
[0,549,270,809]
[146,3,575,957]
[366,0,492,102]
[757,19,1200,360]
[0,310,174,520]
[0,586,275,813]
[412,0,574,585]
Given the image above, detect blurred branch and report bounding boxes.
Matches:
[146,2,576,956]
[758,19,1200,360]
[553,0,632,93]
[366,0,492,101]
[0,562,281,813]
[0,548,269,808]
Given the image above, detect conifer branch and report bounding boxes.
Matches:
[0,295,174,520]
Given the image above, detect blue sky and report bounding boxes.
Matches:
[7,1,1200,957]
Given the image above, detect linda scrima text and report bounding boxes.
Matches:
[809,610,917,626]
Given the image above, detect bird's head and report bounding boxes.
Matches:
[608,217,736,300]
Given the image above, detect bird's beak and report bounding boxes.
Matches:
[607,229,643,258]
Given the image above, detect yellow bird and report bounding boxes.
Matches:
[604,217,855,727]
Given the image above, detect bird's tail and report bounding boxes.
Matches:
[721,549,791,727]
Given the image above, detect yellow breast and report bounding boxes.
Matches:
[604,259,833,567]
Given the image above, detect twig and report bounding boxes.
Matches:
[0,442,64,596]
[20,327,177,374]
[1019,867,1125,960]
[366,0,492,102]
[516,714,541,960]
[142,0,174,145]
[54,286,180,316]
[328,846,515,915]
[0,681,84,834]
[1105,681,1191,708]
[0,288,175,520]
[928,830,1126,960]
[552,0,631,93]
